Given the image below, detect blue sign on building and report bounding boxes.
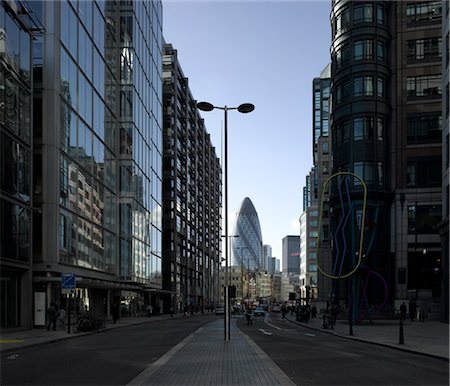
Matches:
[61,273,76,290]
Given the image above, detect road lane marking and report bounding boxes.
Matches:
[259,328,273,336]
[127,326,204,385]
[265,321,282,330]
[304,333,316,337]
[0,339,25,343]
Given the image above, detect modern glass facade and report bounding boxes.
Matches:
[31,0,163,323]
[0,1,42,328]
[231,197,263,271]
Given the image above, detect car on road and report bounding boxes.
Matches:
[215,306,225,316]
[272,304,281,313]
[253,306,266,317]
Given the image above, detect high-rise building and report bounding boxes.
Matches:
[231,197,263,270]
[262,244,272,271]
[28,0,164,326]
[330,1,443,318]
[0,1,43,328]
[161,44,222,313]
[282,235,300,275]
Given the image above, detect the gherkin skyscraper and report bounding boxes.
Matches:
[231,197,263,270]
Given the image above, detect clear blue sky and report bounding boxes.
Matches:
[162,0,331,261]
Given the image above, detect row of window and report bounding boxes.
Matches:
[334,115,386,145]
[406,157,442,188]
[407,204,441,234]
[406,74,442,98]
[407,114,442,144]
[334,39,387,69]
[406,1,442,24]
[334,3,387,36]
[335,75,387,103]
[407,37,442,62]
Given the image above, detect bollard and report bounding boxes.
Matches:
[399,319,404,344]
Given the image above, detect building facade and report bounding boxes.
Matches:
[161,44,222,314]
[330,0,443,319]
[26,0,164,327]
[282,235,300,275]
[0,0,43,328]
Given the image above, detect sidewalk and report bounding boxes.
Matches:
[285,313,449,360]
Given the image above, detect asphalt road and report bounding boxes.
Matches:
[238,313,449,386]
[1,314,217,386]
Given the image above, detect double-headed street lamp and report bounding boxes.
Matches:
[197,101,255,341]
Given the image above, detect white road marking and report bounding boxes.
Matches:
[265,321,282,330]
[305,333,316,337]
[259,328,273,336]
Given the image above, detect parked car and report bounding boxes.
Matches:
[253,306,266,317]
[215,306,225,316]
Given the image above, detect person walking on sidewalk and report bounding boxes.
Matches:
[112,302,119,324]
[400,302,407,322]
[47,302,57,331]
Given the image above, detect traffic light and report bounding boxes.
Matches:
[289,292,296,301]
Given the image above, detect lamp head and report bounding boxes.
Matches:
[237,103,255,113]
[197,101,215,111]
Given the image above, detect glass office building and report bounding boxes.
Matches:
[231,197,263,271]
[31,0,163,325]
[0,1,43,328]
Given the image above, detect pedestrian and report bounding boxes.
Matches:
[409,300,417,322]
[400,302,407,322]
[112,302,119,324]
[146,304,153,317]
[245,308,253,325]
[47,302,57,331]
[311,305,317,318]
[56,307,66,330]
[281,304,287,319]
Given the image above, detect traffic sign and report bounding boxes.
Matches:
[61,273,76,294]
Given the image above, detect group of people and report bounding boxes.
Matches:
[400,300,424,322]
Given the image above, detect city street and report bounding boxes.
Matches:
[239,313,449,386]
[2,312,448,386]
[1,315,216,385]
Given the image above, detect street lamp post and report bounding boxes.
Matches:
[197,101,254,341]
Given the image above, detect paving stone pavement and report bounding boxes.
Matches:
[128,318,295,386]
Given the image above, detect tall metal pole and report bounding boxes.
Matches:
[224,107,230,341]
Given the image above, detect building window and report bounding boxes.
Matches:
[406,75,442,98]
[407,114,442,144]
[354,3,373,24]
[377,41,386,62]
[309,263,317,272]
[377,162,384,186]
[407,205,442,234]
[376,4,386,24]
[406,1,442,24]
[407,38,442,62]
[377,77,386,98]
[353,161,374,185]
[336,79,351,103]
[406,157,441,187]
[354,40,373,61]
[354,76,373,97]
[335,6,350,35]
[335,43,350,69]
[353,117,373,141]
[322,141,329,154]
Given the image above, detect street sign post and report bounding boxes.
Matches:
[61,273,76,333]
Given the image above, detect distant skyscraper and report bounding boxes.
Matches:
[231,197,263,270]
[282,236,300,275]
[262,244,272,271]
